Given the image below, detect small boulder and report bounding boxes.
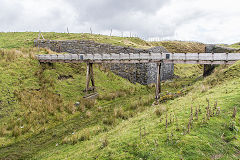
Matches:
[75,102,80,107]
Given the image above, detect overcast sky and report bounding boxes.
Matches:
[1,0,240,44]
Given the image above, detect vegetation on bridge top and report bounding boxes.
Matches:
[0,32,205,53]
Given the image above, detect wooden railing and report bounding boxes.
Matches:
[36,53,240,64]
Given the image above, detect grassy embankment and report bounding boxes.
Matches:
[1,32,235,159]
[219,42,240,49]
[33,60,240,159]
[0,47,157,157]
[0,32,205,79]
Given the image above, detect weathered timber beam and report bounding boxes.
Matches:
[155,63,162,100]
[85,63,95,93]
[85,63,91,93]
[90,63,95,91]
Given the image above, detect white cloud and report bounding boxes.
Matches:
[0,0,240,44]
[158,0,240,43]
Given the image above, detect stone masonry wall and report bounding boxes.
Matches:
[204,44,239,76]
[34,39,174,85]
[205,44,239,53]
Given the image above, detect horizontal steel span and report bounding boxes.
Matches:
[36,53,240,64]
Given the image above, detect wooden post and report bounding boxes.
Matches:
[86,63,90,93]
[155,63,161,100]
[85,63,95,93]
[90,63,95,91]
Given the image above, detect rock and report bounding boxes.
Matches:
[205,44,239,53]
[75,102,80,107]
[204,44,239,77]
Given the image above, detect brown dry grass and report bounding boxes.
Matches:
[155,106,167,117]
[150,41,205,53]
[98,90,128,101]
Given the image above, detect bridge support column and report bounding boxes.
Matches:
[155,63,162,101]
[85,63,95,93]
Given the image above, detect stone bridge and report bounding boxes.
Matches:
[34,39,174,85]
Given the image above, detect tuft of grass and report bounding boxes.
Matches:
[113,107,128,120]
[100,137,109,149]
[80,98,96,109]
[11,126,22,137]
[62,130,90,145]
[62,126,104,145]
[102,117,116,126]
[98,90,128,101]
[65,102,77,114]
[129,95,154,110]
[86,111,92,118]
[0,126,8,137]
[155,106,167,117]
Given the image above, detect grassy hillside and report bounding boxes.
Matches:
[151,41,205,53]
[0,33,202,159]
[0,48,158,159]
[31,61,240,160]
[0,32,205,79]
[220,43,240,49]
[0,47,195,159]
[0,32,150,49]
[1,32,239,159]
[0,32,205,52]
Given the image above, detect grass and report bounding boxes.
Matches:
[0,47,148,140]
[0,32,151,49]
[219,42,240,49]
[0,47,200,159]
[30,61,240,160]
[0,32,205,79]
[0,32,239,159]
[0,47,157,159]
[150,40,206,79]
[150,40,205,53]
[0,32,205,52]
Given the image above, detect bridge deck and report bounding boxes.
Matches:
[36,53,240,64]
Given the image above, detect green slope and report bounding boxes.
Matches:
[0,48,157,159]
[31,61,240,160]
[1,32,239,159]
[0,32,151,49]
[0,32,205,79]
[0,35,203,159]
[150,40,205,53]
[219,43,240,49]
[0,47,196,159]
[0,32,205,52]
